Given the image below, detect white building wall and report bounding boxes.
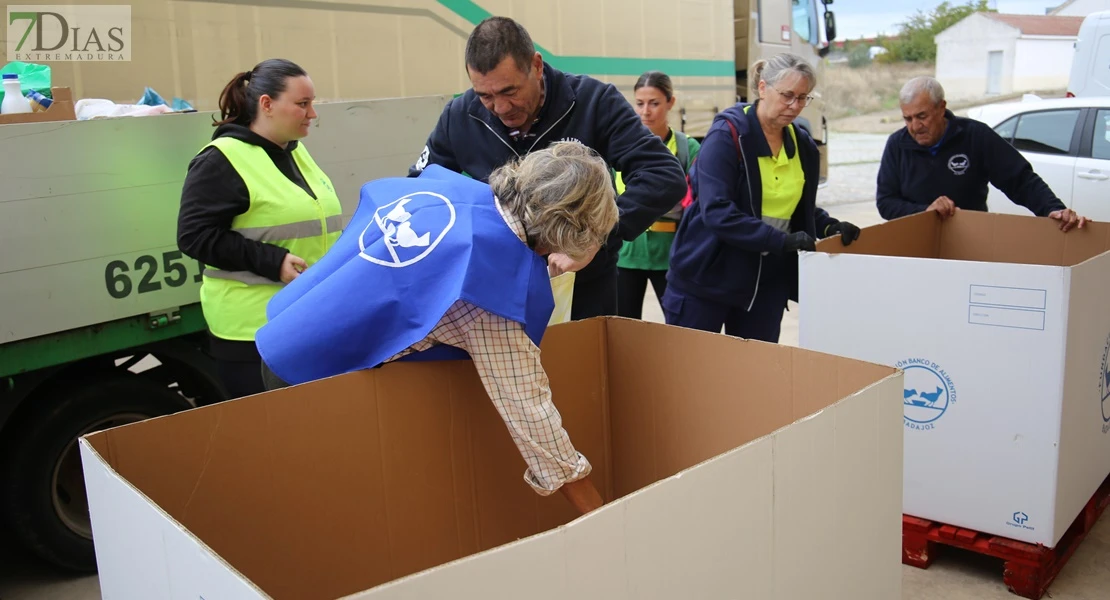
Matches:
[935,14,1019,100]
[1013,37,1077,92]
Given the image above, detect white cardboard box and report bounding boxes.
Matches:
[81,318,904,599]
[799,211,1110,547]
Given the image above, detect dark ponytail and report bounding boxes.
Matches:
[634,70,674,101]
[213,58,308,127]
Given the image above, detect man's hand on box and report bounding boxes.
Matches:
[926,196,957,219]
[1048,208,1088,233]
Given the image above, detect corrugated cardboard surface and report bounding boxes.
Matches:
[816,211,940,259]
[604,319,895,497]
[816,210,1110,267]
[80,439,265,599]
[84,318,902,599]
[939,210,1110,266]
[1057,248,1110,539]
[351,376,902,600]
[803,211,1110,546]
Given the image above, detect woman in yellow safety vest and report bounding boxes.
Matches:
[177,58,344,398]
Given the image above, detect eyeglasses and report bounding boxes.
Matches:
[772,86,815,108]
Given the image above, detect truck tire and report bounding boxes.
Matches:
[1,376,192,572]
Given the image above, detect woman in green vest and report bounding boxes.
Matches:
[177,59,344,399]
[616,71,700,319]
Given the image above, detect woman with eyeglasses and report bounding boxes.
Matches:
[661,53,860,342]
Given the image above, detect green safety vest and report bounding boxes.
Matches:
[199,137,345,341]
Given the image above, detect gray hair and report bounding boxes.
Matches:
[900,76,945,105]
[751,53,817,92]
[489,141,619,261]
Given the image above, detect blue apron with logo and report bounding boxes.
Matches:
[256,165,555,386]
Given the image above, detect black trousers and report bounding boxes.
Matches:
[660,282,789,343]
[261,361,291,391]
[206,333,267,399]
[570,262,619,320]
[214,354,267,399]
[617,268,667,320]
[659,255,791,343]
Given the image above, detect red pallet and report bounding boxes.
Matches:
[902,472,1110,599]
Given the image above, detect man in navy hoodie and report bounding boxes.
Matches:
[409,16,687,319]
[877,76,1087,232]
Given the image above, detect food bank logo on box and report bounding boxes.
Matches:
[1100,332,1110,434]
[897,358,957,431]
[7,5,130,62]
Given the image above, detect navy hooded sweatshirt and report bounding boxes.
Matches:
[876,110,1066,219]
[667,102,839,309]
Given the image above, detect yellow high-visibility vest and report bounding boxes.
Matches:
[199,137,344,341]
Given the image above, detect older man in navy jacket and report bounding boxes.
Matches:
[877,76,1087,232]
[409,16,687,319]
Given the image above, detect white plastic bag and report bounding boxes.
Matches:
[75,98,174,120]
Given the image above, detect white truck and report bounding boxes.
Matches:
[0,0,836,573]
[1067,10,1110,98]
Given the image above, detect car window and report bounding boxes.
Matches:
[1012,109,1080,155]
[994,116,1017,141]
[1092,109,1110,160]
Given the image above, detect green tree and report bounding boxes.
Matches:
[879,0,994,63]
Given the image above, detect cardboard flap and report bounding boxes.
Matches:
[940,210,1110,267]
[603,319,896,498]
[818,210,1110,267]
[816,212,939,259]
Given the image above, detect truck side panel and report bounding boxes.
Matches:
[0,95,450,346]
[8,0,735,136]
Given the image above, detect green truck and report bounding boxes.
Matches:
[0,0,835,573]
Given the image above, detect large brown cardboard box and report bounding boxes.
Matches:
[81,318,904,599]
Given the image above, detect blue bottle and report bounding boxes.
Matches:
[24,90,53,112]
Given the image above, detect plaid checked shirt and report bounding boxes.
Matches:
[384,199,591,496]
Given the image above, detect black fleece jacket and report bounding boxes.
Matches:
[409,61,687,281]
[176,123,316,283]
[877,110,1066,219]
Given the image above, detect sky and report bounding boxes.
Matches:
[834,0,1067,40]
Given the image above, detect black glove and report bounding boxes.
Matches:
[826,221,861,246]
[783,231,816,253]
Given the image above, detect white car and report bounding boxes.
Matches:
[965,96,1110,222]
